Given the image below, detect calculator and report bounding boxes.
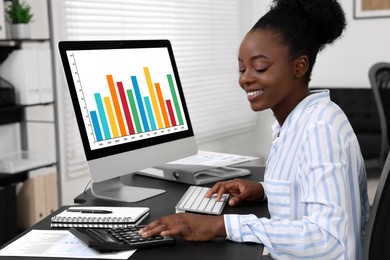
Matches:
[69,226,175,252]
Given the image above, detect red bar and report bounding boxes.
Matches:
[166,100,177,126]
[117,82,135,135]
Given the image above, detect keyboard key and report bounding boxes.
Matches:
[192,188,208,209]
[205,196,216,212]
[211,194,228,213]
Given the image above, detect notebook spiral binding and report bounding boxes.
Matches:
[50,216,135,228]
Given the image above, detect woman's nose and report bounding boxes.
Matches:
[240,70,255,87]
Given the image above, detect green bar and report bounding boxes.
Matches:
[167,74,183,125]
[127,89,143,133]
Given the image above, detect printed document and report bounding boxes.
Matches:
[0,229,135,259]
[167,150,259,167]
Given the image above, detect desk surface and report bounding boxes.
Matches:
[1,165,268,260]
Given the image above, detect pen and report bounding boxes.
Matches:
[67,209,112,214]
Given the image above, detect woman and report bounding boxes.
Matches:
[140,0,370,259]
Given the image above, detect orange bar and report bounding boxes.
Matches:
[104,97,119,138]
[155,83,170,128]
[143,67,163,129]
[106,75,127,136]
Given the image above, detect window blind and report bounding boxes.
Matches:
[50,0,256,178]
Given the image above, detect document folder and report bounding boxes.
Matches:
[137,164,251,185]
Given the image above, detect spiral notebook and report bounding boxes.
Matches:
[51,206,149,228]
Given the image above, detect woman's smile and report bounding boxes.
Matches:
[246,89,263,102]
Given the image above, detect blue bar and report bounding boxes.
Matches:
[90,111,103,141]
[94,93,111,139]
[131,76,149,132]
[144,97,156,130]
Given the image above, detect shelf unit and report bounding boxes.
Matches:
[0,0,57,246]
[0,38,56,245]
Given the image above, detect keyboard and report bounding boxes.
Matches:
[69,226,175,252]
[175,186,229,215]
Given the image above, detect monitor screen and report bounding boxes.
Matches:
[58,40,198,202]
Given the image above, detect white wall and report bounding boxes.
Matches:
[312,0,390,88]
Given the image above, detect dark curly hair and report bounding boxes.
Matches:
[252,0,346,83]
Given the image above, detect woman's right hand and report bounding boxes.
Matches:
[205,178,264,206]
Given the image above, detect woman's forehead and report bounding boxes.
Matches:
[239,29,289,59]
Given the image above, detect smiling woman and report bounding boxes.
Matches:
[238,29,307,123]
[139,1,370,259]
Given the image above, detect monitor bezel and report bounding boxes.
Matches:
[58,39,195,162]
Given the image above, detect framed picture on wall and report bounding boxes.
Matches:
[354,0,390,19]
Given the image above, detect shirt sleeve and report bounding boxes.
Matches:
[260,181,267,201]
[224,122,350,259]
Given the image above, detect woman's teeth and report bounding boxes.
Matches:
[247,90,263,97]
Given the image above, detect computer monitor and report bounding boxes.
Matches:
[58,40,198,202]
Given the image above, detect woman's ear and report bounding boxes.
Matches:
[293,55,309,79]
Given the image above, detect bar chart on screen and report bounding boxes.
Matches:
[66,47,189,150]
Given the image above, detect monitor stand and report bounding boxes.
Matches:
[90,177,166,202]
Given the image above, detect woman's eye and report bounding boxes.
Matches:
[255,67,268,72]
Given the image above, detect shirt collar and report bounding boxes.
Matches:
[271,89,330,139]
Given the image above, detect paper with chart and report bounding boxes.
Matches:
[0,229,135,259]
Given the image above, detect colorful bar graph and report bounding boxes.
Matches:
[88,68,185,142]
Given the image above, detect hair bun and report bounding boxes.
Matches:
[274,0,346,46]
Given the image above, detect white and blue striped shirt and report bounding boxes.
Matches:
[224,90,370,259]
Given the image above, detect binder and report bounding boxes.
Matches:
[17,174,47,229]
[0,49,53,105]
[137,164,251,185]
[0,50,40,104]
[16,172,58,229]
[37,49,53,103]
[44,172,58,216]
